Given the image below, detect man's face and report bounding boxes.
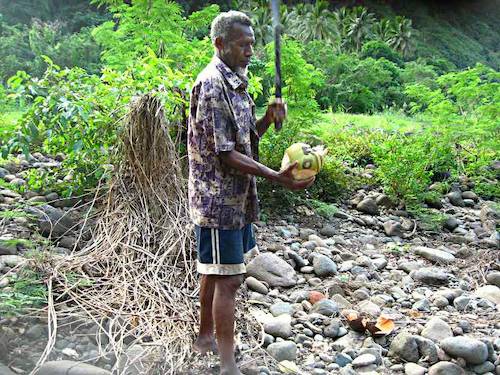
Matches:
[217,22,255,74]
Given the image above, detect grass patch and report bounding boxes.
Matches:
[308,199,338,219]
[0,238,35,248]
[0,268,47,316]
[0,109,23,141]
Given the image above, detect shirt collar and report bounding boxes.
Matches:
[212,56,248,90]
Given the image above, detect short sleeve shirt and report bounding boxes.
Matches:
[187,56,260,230]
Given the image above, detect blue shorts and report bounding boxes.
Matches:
[195,223,257,275]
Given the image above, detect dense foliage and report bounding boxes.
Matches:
[0,0,498,214]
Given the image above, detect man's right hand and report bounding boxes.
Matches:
[276,162,315,190]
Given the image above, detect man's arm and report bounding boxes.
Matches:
[219,150,314,190]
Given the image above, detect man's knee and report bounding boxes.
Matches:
[216,274,243,294]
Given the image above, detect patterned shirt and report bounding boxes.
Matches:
[187,56,260,230]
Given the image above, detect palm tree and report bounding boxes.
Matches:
[388,16,413,57]
[374,19,393,43]
[294,1,338,44]
[345,6,375,52]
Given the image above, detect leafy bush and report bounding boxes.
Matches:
[361,41,403,66]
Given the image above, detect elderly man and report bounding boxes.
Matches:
[187,10,314,375]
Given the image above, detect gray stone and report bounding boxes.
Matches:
[25,324,46,340]
[486,272,500,287]
[376,194,394,208]
[25,205,76,238]
[415,336,439,364]
[264,317,292,339]
[269,302,294,317]
[448,191,465,207]
[389,331,419,363]
[480,202,499,233]
[428,361,465,375]
[470,361,495,374]
[245,276,269,294]
[411,267,450,285]
[38,361,111,375]
[286,250,307,268]
[324,320,340,338]
[312,254,337,277]
[421,317,453,342]
[444,217,460,231]
[454,295,471,311]
[357,300,381,317]
[334,353,353,367]
[319,225,336,237]
[0,364,16,375]
[440,336,489,364]
[246,253,297,287]
[384,220,403,237]
[356,198,379,215]
[404,363,427,375]
[475,285,500,305]
[266,341,297,362]
[413,298,430,312]
[462,191,478,201]
[0,255,25,268]
[310,299,338,317]
[352,353,377,368]
[414,246,456,264]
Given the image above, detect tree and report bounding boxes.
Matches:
[345,6,375,52]
[293,1,337,44]
[374,19,393,43]
[388,16,413,58]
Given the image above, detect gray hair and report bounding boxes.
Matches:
[210,10,252,44]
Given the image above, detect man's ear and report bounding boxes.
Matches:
[214,36,224,52]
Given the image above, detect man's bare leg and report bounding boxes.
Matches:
[194,274,218,354]
[213,274,243,375]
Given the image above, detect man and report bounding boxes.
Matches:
[187,10,314,375]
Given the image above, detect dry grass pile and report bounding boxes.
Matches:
[32,93,198,374]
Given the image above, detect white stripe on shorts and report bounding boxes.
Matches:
[215,228,220,264]
[211,228,216,264]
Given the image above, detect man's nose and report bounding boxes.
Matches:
[246,45,253,57]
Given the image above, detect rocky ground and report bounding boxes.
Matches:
[0,153,499,375]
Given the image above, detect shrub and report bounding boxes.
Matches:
[361,41,403,66]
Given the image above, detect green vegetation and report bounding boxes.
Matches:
[0,268,47,316]
[0,0,497,216]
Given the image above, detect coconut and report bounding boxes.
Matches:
[281,142,328,180]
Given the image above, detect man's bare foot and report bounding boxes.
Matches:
[220,361,241,375]
[193,335,218,355]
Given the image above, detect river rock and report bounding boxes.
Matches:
[25,205,76,238]
[245,276,269,294]
[310,299,338,317]
[389,331,419,363]
[440,336,488,364]
[37,361,111,375]
[475,285,500,305]
[246,253,297,287]
[413,246,455,264]
[447,191,464,207]
[264,316,292,339]
[356,198,379,215]
[410,267,450,285]
[428,361,465,375]
[312,254,337,277]
[421,317,453,342]
[404,363,427,375]
[486,271,500,287]
[267,341,297,361]
[384,220,403,237]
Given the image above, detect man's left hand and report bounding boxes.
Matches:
[265,99,287,125]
